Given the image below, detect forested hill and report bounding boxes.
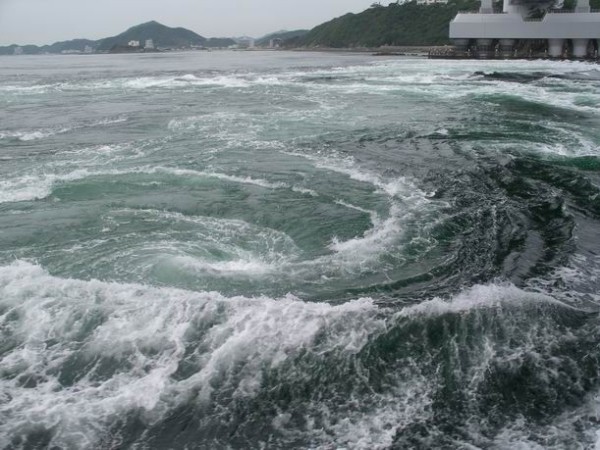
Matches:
[296,0,600,48]
[255,30,309,47]
[0,21,236,55]
[97,21,209,51]
[297,0,479,47]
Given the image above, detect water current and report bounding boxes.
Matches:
[1,52,600,449]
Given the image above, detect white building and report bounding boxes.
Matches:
[128,40,140,47]
[417,0,448,4]
[13,46,23,55]
[84,45,93,54]
[145,39,154,49]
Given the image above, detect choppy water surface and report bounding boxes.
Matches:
[2,51,600,449]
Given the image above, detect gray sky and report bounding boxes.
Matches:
[0,0,385,46]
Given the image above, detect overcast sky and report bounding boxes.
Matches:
[0,0,388,45]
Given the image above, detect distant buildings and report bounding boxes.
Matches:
[84,45,94,54]
[128,40,140,47]
[145,39,154,49]
[416,0,448,4]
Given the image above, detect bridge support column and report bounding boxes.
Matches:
[548,39,565,58]
[575,0,591,12]
[498,39,515,58]
[476,39,493,59]
[453,38,470,56]
[572,39,589,58]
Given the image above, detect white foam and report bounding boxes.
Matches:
[0,169,98,203]
[118,75,250,90]
[90,208,300,280]
[291,186,319,196]
[0,260,584,448]
[152,166,318,195]
[399,283,570,318]
[176,74,201,82]
[329,204,400,257]
[0,84,52,94]
[0,116,128,142]
[0,261,385,449]
[282,152,438,266]
[173,255,276,276]
[0,164,318,204]
[283,151,420,199]
[335,199,380,224]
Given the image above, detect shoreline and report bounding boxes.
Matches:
[285,46,432,56]
[0,45,435,57]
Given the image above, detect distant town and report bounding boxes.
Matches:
[2,20,307,56]
[3,0,530,56]
[10,35,281,56]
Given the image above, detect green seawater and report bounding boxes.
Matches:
[1,52,600,449]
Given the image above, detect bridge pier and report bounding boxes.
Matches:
[453,38,470,56]
[498,39,515,58]
[572,39,590,58]
[476,38,494,59]
[548,39,565,58]
[449,0,600,62]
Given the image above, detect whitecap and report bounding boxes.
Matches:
[0,116,128,142]
[399,282,572,318]
[0,261,385,449]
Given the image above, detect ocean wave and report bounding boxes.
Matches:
[0,261,385,449]
[0,165,319,204]
[0,168,100,203]
[282,150,423,199]
[0,260,593,448]
[0,74,252,95]
[278,151,440,268]
[0,116,128,142]
[328,204,401,256]
[398,282,572,318]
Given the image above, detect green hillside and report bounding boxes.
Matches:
[297,0,600,48]
[96,21,206,50]
[0,21,236,55]
[256,30,310,47]
[299,0,481,47]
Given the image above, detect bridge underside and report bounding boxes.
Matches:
[449,10,600,58]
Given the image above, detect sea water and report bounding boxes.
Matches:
[1,51,600,448]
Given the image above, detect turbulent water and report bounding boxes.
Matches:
[1,51,600,449]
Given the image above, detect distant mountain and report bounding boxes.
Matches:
[0,21,236,55]
[97,21,204,51]
[255,30,309,47]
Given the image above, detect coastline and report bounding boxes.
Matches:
[285,45,432,56]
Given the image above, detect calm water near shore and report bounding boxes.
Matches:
[2,51,600,449]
